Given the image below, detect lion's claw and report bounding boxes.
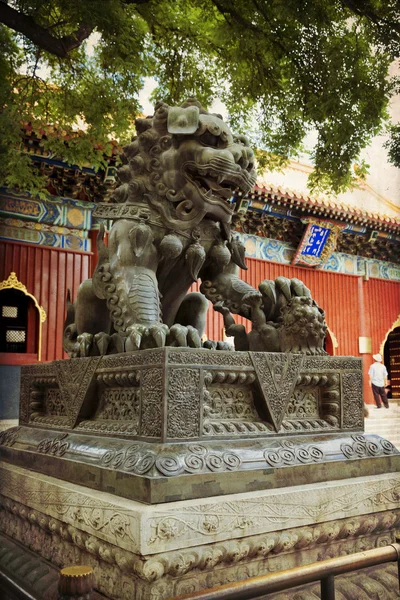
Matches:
[94,332,111,355]
[186,325,201,348]
[126,325,147,352]
[168,324,188,347]
[150,323,169,347]
[77,333,93,357]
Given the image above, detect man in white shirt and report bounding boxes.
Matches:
[368,353,389,409]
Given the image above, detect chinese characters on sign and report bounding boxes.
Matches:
[292,219,345,268]
[301,225,331,258]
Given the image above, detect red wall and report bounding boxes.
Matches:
[1,241,399,405]
[0,241,92,362]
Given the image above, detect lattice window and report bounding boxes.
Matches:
[0,286,30,354]
[2,306,18,318]
[6,329,26,343]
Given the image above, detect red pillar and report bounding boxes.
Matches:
[358,277,374,404]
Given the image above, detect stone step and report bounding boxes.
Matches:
[365,413,400,419]
[365,428,400,433]
[366,408,400,414]
[365,432,400,439]
[365,432,400,440]
[365,428,400,432]
[365,417,400,422]
[363,406,400,450]
[376,426,400,431]
[368,420,400,423]
[365,429,399,434]
[365,425,400,434]
[366,420,400,424]
[367,406,400,417]
[365,420,400,426]
[365,420,400,428]
[366,421,400,424]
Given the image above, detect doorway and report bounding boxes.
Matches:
[383,326,400,401]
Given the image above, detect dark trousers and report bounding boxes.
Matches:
[371,384,389,408]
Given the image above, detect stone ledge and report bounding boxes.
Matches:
[1,427,399,503]
[1,461,400,556]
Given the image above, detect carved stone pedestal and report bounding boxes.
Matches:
[1,462,399,599]
[0,349,399,599]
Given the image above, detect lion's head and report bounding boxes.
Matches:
[112,98,257,230]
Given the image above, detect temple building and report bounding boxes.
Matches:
[0,125,399,430]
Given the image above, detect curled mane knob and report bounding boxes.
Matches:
[111,183,129,203]
[209,241,231,268]
[185,242,206,281]
[160,234,183,260]
[117,165,132,183]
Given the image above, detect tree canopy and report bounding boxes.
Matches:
[0,0,399,196]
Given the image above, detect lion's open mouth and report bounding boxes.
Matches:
[194,172,233,200]
[184,159,256,209]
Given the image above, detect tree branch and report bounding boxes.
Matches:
[340,0,400,35]
[210,0,265,35]
[0,3,93,58]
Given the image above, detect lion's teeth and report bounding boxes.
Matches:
[217,174,224,184]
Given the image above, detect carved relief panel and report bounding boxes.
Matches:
[17,350,364,443]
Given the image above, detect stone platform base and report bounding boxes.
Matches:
[0,536,398,600]
[1,349,399,598]
[3,349,399,504]
[1,461,400,599]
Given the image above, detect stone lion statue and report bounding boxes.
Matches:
[64,98,327,356]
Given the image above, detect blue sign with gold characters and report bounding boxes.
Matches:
[292,219,344,268]
[301,224,331,258]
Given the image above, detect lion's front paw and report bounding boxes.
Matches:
[122,322,202,351]
[242,291,263,307]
